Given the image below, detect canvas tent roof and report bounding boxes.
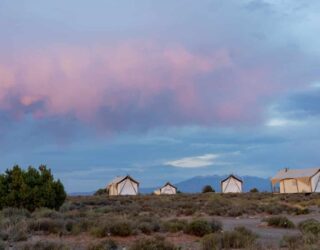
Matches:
[162,182,177,189]
[271,168,320,184]
[107,175,139,186]
[221,174,243,184]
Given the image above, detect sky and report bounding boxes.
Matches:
[0,0,320,192]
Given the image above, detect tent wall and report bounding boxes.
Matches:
[108,184,118,196]
[154,189,161,195]
[160,185,176,194]
[297,178,312,193]
[280,179,298,193]
[279,178,312,193]
[117,178,138,195]
[311,172,320,192]
[222,177,242,193]
[272,168,320,193]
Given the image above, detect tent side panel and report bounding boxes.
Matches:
[161,185,176,194]
[223,177,242,193]
[108,184,118,196]
[297,178,312,193]
[283,179,298,193]
[311,172,320,192]
[118,179,138,195]
[221,179,229,193]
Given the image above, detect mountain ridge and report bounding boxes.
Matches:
[140,175,271,194]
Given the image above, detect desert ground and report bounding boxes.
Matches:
[1,193,320,250]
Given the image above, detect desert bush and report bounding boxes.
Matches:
[33,208,63,219]
[295,208,310,215]
[21,240,70,250]
[298,219,320,236]
[129,236,178,250]
[0,165,66,211]
[94,188,107,196]
[0,241,5,250]
[207,197,233,216]
[201,227,257,250]
[59,201,72,213]
[209,219,222,233]
[250,188,259,193]
[90,219,133,237]
[137,222,152,234]
[263,216,295,228]
[87,239,118,250]
[1,207,30,218]
[28,218,65,234]
[186,219,212,237]
[202,185,215,193]
[0,210,29,242]
[109,221,132,236]
[136,216,160,234]
[162,219,188,233]
[70,219,92,235]
[280,234,304,250]
[90,226,107,238]
[10,224,28,242]
[201,233,221,250]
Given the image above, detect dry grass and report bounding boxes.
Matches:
[0,193,319,249]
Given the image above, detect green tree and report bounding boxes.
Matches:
[202,185,215,193]
[0,165,66,211]
[250,188,259,193]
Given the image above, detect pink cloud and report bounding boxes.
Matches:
[0,41,280,130]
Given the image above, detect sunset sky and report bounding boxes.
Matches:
[1,0,320,192]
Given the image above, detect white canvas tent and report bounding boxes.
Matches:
[154,182,177,195]
[271,167,320,193]
[221,175,243,193]
[106,175,139,196]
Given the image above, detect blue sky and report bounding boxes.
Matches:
[0,0,320,192]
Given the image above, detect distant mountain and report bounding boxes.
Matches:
[69,191,94,196]
[140,175,271,194]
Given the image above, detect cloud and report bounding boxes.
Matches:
[266,118,303,127]
[165,154,218,168]
[0,40,292,132]
[268,85,320,122]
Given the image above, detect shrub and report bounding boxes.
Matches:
[28,218,65,234]
[87,239,118,250]
[295,208,310,215]
[129,236,178,250]
[90,220,133,237]
[0,210,29,242]
[33,208,63,219]
[90,226,107,238]
[207,197,232,216]
[162,219,188,233]
[20,240,70,250]
[9,224,28,242]
[94,188,107,196]
[202,185,215,193]
[280,234,303,249]
[136,216,160,234]
[201,233,221,250]
[209,219,222,233]
[263,216,295,228]
[186,219,212,237]
[250,188,259,193]
[201,227,257,250]
[109,221,132,236]
[0,165,66,211]
[1,208,30,218]
[298,219,320,236]
[0,241,5,250]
